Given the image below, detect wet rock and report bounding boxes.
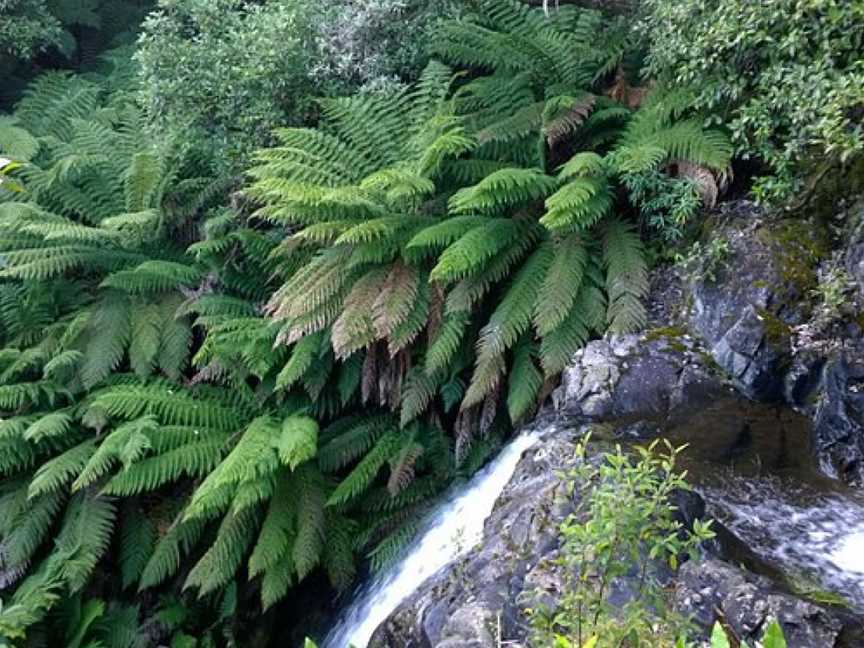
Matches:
[676,559,849,648]
[680,201,864,484]
[555,333,725,421]
[685,203,822,401]
[811,355,864,484]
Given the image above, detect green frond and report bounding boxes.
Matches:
[118,504,157,590]
[78,292,132,390]
[322,512,357,592]
[277,415,318,470]
[539,282,602,376]
[534,232,588,335]
[541,175,613,231]
[139,516,206,590]
[327,431,399,507]
[184,416,280,520]
[448,167,558,214]
[473,241,554,363]
[507,337,543,422]
[0,484,64,572]
[425,312,471,376]
[73,416,158,492]
[429,219,527,283]
[54,492,117,592]
[101,261,202,295]
[28,440,96,499]
[404,216,484,255]
[318,417,394,473]
[124,152,163,212]
[292,464,327,580]
[0,116,39,161]
[602,218,648,333]
[261,553,294,610]
[248,474,295,579]
[276,331,326,391]
[87,382,245,431]
[184,508,259,597]
[102,434,229,496]
[23,410,74,442]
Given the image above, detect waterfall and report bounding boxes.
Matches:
[322,429,544,648]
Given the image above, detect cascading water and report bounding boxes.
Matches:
[663,396,864,611]
[701,477,864,610]
[322,429,544,648]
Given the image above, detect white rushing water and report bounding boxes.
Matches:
[702,476,864,610]
[323,429,544,648]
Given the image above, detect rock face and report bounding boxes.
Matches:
[555,333,725,421]
[685,201,817,402]
[684,201,864,484]
[676,559,848,648]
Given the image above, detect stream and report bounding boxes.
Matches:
[324,397,864,647]
[663,397,864,611]
[322,429,543,648]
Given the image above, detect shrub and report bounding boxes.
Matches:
[526,438,715,647]
[134,0,464,173]
[640,0,864,204]
[134,0,317,173]
[308,0,465,95]
[0,0,63,61]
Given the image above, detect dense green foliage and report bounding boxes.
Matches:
[135,0,464,172]
[0,0,857,644]
[641,0,864,203]
[0,0,154,107]
[0,0,63,61]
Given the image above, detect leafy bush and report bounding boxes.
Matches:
[135,0,463,172]
[309,0,464,94]
[0,0,63,61]
[526,438,715,647]
[641,0,864,203]
[135,0,317,172]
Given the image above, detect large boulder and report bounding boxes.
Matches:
[554,333,726,421]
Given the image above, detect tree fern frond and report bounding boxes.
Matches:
[534,232,588,335]
[184,508,259,597]
[449,167,558,214]
[507,337,543,422]
[327,431,399,507]
[602,218,648,333]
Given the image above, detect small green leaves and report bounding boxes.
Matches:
[761,620,787,648]
[710,622,731,648]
